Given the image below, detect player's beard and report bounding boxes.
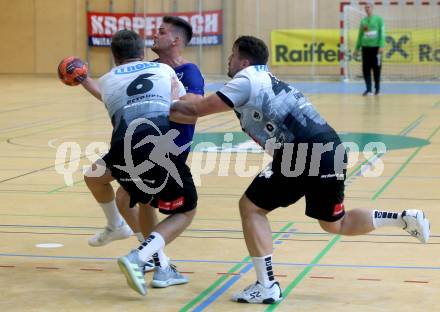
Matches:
[227,63,234,78]
[151,44,160,55]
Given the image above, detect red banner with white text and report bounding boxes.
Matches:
[87,10,223,47]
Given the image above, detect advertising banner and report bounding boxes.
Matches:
[88,10,223,47]
[272,29,440,65]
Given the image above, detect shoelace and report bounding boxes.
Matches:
[243,282,259,292]
[410,229,420,237]
[168,263,179,273]
[98,227,113,241]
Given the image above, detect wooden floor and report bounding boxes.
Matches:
[0,76,438,312]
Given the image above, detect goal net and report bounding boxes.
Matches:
[341,2,440,81]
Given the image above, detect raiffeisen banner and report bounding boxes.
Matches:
[88,10,223,47]
[272,29,440,65]
[271,30,340,66]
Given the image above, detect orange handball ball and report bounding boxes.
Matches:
[57,56,88,86]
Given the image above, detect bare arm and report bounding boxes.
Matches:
[169,92,203,124]
[81,77,102,101]
[171,93,232,120]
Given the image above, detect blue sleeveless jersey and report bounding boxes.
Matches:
[169,63,204,154]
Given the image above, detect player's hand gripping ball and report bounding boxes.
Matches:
[57,56,88,86]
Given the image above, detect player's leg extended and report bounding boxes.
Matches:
[84,163,133,247]
[319,209,374,235]
[319,208,430,243]
[84,163,132,247]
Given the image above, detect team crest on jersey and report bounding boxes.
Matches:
[252,110,262,121]
[264,122,277,136]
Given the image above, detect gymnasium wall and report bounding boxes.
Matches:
[0,0,343,77]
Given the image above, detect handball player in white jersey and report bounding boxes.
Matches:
[172,35,430,304]
[81,30,197,296]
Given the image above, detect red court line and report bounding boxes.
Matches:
[0,265,15,268]
[216,272,287,277]
[357,278,382,281]
[310,276,334,279]
[35,266,60,270]
[404,280,429,284]
[216,272,241,275]
[80,268,104,272]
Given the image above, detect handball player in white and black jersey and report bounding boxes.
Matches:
[172,35,430,304]
[80,30,197,296]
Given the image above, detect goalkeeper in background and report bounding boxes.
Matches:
[354,3,385,96]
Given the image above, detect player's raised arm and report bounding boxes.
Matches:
[81,76,102,101]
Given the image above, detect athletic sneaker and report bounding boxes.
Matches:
[88,222,133,247]
[402,209,430,243]
[151,264,188,288]
[141,258,155,274]
[231,281,282,304]
[117,249,147,296]
[362,91,373,96]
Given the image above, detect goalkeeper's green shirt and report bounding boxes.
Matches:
[355,15,385,50]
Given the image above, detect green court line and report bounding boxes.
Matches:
[398,114,425,135]
[178,222,294,312]
[371,124,440,201]
[345,151,380,180]
[47,179,85,194]
[265,235,341,312]
[336,114,424,182]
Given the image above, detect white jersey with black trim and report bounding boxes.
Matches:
[99,61,186,130]
[217,65,333,148]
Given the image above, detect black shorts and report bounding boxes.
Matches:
[101,128,197,215]
[245,133,346,222]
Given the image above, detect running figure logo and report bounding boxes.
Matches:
[114,118,191,194]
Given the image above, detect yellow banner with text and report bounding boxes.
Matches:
[271,29,440,65]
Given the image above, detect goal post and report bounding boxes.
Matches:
[340,0,440,81]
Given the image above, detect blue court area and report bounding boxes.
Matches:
[206,81,440,94]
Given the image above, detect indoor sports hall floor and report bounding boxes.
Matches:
[0,76,438,311]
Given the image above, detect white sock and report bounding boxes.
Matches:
[152,249,170,269]
[372,210,405,229]
[252,255,275,288]
[99,201,124,229]
[137,231,165,262]
[135,232,144,243]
